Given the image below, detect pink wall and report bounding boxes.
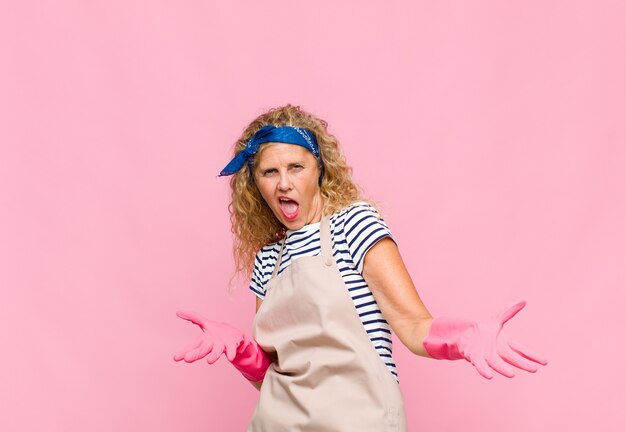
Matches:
[2,1,624,431]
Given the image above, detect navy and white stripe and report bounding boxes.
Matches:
[250,201,399,381]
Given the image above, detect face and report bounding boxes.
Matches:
[253,142,323,231]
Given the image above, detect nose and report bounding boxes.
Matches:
[277,170,292,192]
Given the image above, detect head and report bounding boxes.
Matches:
[253,141,324,231]
[226,104,363,280]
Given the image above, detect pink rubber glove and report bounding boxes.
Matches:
[173,310,270,382]
[422,301,548,379]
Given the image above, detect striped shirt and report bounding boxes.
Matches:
[250,201,399,380]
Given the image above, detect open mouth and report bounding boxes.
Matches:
[278,197,299,220]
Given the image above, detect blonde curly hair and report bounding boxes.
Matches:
[227,104,372,282]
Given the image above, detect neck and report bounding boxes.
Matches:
[309,194,324,224]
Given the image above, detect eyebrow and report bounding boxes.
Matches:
[257,160,307,170]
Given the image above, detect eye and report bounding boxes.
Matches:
[292,164,304,172]
[261,168,277,177]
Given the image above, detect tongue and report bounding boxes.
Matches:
[280,200,299,217]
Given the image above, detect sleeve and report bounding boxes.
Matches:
[342,203,395,274]
[249,249,268,300]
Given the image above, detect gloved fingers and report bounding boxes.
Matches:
[195,338,215,360]
[176,310,209,330]
[499,343,539,373]
[485,354,516,378]
[224,338,241,362]
[183,337,214,362]
[206,352,224,365]
[183,348,203,363]
[206,341,226,365]
[237,334,251,354]
[508,340,548,366]
[497,301,526,325]
[173,337,204,362]
[471,356,494,380]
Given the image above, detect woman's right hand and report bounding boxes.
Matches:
[173,310,245,364]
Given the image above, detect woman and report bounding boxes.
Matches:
[174,105,547,431]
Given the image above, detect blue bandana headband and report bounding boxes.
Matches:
[219,125,323,177]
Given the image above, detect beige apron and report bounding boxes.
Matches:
[248,216,407,431]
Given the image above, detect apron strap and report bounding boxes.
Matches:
[320,216,334,267]
[272,216,333,279]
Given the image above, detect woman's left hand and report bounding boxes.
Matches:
[422,301,549,379]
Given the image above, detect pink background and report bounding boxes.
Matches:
[2,1,625,431]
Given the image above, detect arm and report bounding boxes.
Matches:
[362,238,548,379]
[362,237,434,357]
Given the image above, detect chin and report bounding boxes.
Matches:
[283,220,303,230]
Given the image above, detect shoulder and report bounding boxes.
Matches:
[331,201,388,232]
[254,241,282,271]
[249,241,282,299]
[331,200,382,222]
[330,201,394,273]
